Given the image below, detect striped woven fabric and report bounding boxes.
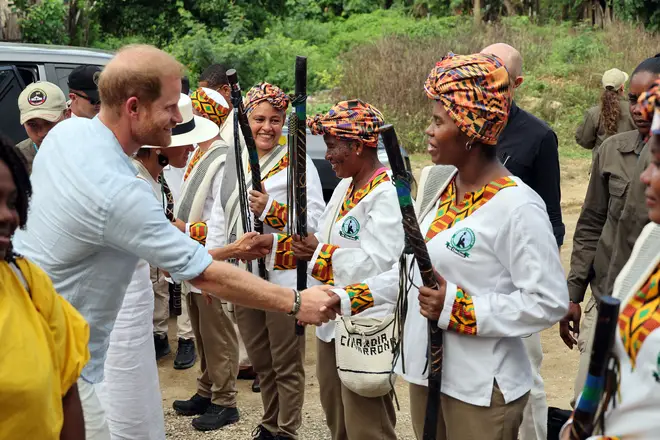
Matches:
[425,176,517,243]
[261,153,289,182]
[619,264,660,368]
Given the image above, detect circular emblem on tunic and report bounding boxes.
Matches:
[28,89,47,106]
[93,71,101,85]
[450,227,475,253]
[340,216,360,241]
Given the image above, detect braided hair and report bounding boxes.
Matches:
[0,135,32,262]
[600,87,621,136]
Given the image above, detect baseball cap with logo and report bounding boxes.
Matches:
[68,65,102,103]
[18,81,67,125]
[601,68,629,90]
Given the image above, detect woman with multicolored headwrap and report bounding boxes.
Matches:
[256,99,405,440]
[560,79,660,440]
[206,82,325,439]
[308,53,569,440]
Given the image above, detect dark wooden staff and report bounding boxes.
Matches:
[381,124,443,440]
[227,69,268,279]
[570,296,620,439]
[287,56,308,336]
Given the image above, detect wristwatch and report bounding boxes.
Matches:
[288,289,301,316]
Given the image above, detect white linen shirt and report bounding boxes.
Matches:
[14,116,213,383]
[333,175,568,406]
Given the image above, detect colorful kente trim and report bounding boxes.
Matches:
[184,149,204,182]
[345,283,374,315]
[447,287,477,335]
[190,222,208,245]
[262,153,289,182]
[311,244,339,285]
[263,200,288,230]
[619,264,660,368]
[337,170,390,223]
[426,176,517,242]
[274,234,296,270]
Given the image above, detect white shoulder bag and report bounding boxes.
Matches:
[335,314,398,397]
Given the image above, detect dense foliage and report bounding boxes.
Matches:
[10,0,660,158]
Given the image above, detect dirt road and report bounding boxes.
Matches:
[158,163,589,439]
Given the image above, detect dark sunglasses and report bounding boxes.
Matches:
[72,92,101,106]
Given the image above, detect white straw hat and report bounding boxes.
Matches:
[143,94,219,148]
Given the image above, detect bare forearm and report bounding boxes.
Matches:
[60,384,85,440]
[190,261,294,313]
[209,244,237,261]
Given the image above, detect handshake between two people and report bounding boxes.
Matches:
[208,231,341,326]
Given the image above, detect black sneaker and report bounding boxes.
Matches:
[173,393,211,416]
[252,425,276,439]
[174,338,196,370]
[252,376,261,393]
[154,333,171,360]
[191,404,239,431]
[275,435,294,440]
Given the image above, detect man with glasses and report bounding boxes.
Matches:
[68,65,102,118]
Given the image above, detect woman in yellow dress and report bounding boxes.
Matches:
[0,135,90,440]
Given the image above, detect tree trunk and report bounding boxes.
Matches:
[67,0,78,45]
[503,0,516,15]
[474,0,482,25]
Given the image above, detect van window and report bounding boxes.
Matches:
[0,63,37,86]
[0,66,26,144]
[53,65,76,95]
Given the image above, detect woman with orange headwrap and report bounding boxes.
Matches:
[256,99,405,440]
[309,53,569,440]
[206,82,325,439]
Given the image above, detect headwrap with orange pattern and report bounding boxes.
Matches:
[306,99,385,148]
[245,82,290,114]
[190,87,230,128]
[638,78,660,135]
[424,52,512,146]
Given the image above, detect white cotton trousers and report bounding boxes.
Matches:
[78,378,111,440]
[519,332,548,440]
[96,260,166,440]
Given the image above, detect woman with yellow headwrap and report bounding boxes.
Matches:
[309,53,569,440]
[206,82,325,439]
[255,99,405,440]
[560,80,660,440]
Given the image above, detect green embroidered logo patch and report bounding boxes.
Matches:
[446,227,475,258]
[339,216,360,241]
